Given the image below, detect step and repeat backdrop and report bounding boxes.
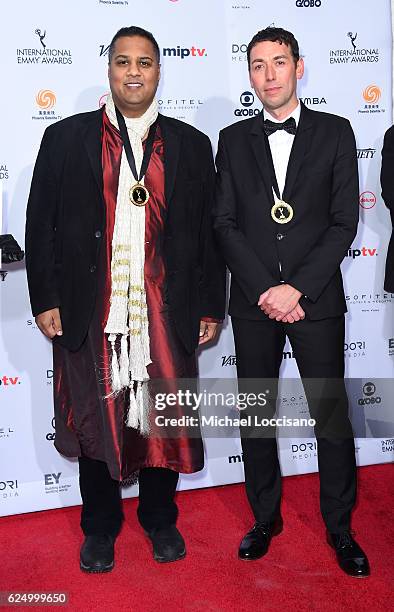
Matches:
[1,0,393,516]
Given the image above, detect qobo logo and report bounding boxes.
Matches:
[296,0,322,6]
[359,191,376,210]
[234,91,260,117]
[358,382,381,406]
[46,417,56,442]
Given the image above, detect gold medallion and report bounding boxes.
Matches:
[271,200,294,224]
[129,183,150,206]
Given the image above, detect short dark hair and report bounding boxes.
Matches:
[108,26,160,64]
[247,27,300,70]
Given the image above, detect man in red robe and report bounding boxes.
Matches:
[25,26,225,572]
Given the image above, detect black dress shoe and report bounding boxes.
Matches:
[80,535,115,573]
[146,525,186,563]
[239,517,283,560]
[327,531,370,577]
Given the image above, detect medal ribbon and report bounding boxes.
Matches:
[115,106,158,186]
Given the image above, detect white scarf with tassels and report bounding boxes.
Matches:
[104,92,158,434]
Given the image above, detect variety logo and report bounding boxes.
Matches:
[0,376,21,387]
[359,191,376,209]
[357,147,376,159]
[0,271,8,282]
[359,85,385,115]
[234,91,260,117]
[329,32,380,64]
[358,381,381,406]
[32,90,62,122]
[16,29,72,65]
[296,0,322,6]
[299,96,327,106]
[0,164,9,180]
[346,247,377,258]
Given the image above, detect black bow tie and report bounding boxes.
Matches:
[263,117,297,137]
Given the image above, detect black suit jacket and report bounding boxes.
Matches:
[25,108,225,353]
[381,125,394,292]
[213,103,359,321]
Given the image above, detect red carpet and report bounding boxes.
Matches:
[1,464,393,611]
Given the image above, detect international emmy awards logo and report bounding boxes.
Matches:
[35,28,47,49]
[347,31,357,51]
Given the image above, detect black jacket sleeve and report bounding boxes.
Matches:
[288,120,359,302]
[25,126,60,317]
[213,130,277,305]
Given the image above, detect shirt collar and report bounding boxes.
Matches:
[264,101,301,128]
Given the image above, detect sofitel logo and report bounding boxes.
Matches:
[16,29,72,65]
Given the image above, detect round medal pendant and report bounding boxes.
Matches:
[129,183,149,206]
[271,200,294,224]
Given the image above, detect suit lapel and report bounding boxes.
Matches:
[282,102,314,201]
[159,114,181,205]
[248,116,274,202]
[81,108,104,198]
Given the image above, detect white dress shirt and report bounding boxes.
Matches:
[264,102,301,197]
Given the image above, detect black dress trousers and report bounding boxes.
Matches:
[231,315,357,534]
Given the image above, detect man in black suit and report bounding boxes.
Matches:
[214,27,369,577]
[26,26,224,572]
[381,125,394,292]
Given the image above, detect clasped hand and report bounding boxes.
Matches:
[258,284,305,323]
